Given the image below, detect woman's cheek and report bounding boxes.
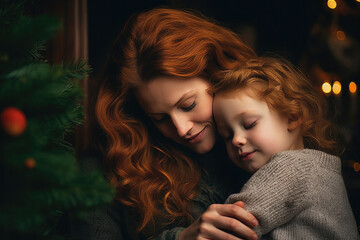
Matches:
[157,124,174,139]
[198,95,214,122]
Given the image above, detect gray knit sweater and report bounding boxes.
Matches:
[226,149,359,240]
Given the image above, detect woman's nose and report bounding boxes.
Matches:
[232,133,246,147]
[171,114,193,137]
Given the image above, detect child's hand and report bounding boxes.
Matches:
[179,202,258,240]
[233,201,245,208]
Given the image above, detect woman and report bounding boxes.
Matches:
[93,7,258,240]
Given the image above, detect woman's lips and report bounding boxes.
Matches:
[187,127,207,143]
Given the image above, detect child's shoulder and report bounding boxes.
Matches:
[272,149,341,173]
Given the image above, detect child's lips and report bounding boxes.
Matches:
[240,151,255,161]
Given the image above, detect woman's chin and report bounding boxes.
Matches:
[190,139,216,155]
[192,128,217,154]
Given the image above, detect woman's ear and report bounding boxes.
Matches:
[287,115,302,131]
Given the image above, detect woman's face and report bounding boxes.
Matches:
[135,76,216,154]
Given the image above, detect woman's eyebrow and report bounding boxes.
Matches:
[147,90,196,115]
[174,90,196,106]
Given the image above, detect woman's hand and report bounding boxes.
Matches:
[179,201,258,240]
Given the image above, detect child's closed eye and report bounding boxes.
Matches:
[244,121,257,130]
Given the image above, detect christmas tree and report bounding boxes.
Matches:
[0,2,114,239]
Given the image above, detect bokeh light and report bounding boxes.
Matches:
[336,30,345,40]
[322,82,332,94]
[332,81,341,95]
[349,82,357,94]
[354,162,360,172]
[327,0,337,9]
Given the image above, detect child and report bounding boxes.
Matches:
[212,57,359,239]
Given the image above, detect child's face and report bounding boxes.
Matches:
[213,89,302,173]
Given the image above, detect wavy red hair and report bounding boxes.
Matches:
[95,8,256,234]
[211,57,342,156]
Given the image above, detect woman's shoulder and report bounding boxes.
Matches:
[70,201,134,240]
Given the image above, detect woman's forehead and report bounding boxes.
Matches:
[136,77,209,97]
[134,76,210,112]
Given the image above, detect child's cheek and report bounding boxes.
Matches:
[253,130,279,156]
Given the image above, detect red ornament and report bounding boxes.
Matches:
[25,158,36,169]
[0,107,27,136]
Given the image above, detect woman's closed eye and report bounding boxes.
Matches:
[181,100,196,112]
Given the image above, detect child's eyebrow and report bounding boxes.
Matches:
[234,111,259,119]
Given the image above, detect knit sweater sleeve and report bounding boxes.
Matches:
[225,151,313,238]
[70,203,126,240]
[150,227,184,240]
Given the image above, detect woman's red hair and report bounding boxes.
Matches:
[95,8,256,234]
[211,57,342,156]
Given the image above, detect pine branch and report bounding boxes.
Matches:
[0,14,61,61]
[0,2,113,239]
[62,58,92,79]
[0,63,84,111]
[26,40,47,62]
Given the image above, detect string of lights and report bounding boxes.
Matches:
[321,0,359,96]
[320,0,360,174]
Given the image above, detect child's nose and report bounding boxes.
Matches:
[232,134,247,147]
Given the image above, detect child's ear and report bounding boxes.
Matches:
[287,115,302,131]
